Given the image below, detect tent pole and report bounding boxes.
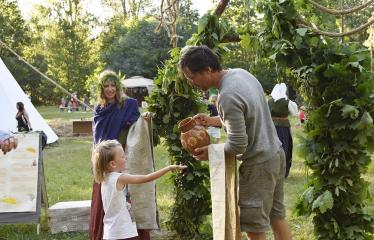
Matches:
[0,39,93,111]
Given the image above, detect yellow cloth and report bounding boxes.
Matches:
[208,144,241,240]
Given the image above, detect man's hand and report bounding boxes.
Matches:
[193,113,210,127]
[142,112,152,123]
[1,137,18,155]
[193,145,209,161]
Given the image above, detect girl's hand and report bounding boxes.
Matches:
[169,164,187,172]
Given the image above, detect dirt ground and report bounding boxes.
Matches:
[48,119,73,137]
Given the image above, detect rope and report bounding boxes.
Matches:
[0,39,93,111]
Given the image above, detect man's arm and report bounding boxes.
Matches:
[220,93,248,156]
[193,114,222,127]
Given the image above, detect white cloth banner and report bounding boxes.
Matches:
[208,144,241,240]
[125,117,159,229]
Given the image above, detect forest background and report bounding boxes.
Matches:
[1,0,372,105]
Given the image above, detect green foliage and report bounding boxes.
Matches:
[0,0,33,100]
[23,0,99,104]
[176,0,199,46]
[146,49,211,239]
[187,14,235,56]
[254,0,374,239]
[99,17,170,79]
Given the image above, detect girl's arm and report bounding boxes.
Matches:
[116,165,186,190]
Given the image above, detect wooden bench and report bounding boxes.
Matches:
[72,120,92,136]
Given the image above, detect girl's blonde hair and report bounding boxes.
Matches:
[97,70,126,108]
[92,140,122,183]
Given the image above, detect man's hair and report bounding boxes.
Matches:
[179,45,222,74]
[92,140,122,183]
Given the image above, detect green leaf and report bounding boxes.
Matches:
[272,17,281,39]
[296,28,308,37]
[312,190,334,214]
[171,146,181,151]
[309,37,319,47]
[346,61,364,72]
[358,112,373,129]
[186,173,194,181]
[198,15,208,34]
[162,114,170,124]
[341,105,359,119]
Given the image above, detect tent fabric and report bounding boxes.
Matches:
[121,76,153,88]
[121,76,154,95]
[0,58,58,144]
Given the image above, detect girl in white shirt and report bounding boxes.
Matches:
[92,140,186,240]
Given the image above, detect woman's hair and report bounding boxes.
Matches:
[16,102,25,112]
[179,45,222,74]
[97,70,125,107]
[92,140,122,183]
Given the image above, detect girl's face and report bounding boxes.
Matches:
[103,80,117,102]
[110,145,126,172]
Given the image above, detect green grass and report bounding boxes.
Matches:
[0,111,372,239]
[37,106,93,122]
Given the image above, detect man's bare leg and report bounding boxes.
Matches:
[246,232,266,240]
[271,218,292,240]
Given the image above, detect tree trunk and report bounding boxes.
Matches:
[214,0,230,17]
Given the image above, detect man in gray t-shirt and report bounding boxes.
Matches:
[179,45,292,240]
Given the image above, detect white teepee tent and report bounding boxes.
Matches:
[0,57,58,143]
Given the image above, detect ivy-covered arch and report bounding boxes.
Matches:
[148,0,374,239]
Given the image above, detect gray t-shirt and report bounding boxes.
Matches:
[218,69,281,165]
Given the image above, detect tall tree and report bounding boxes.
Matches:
[99,17,171,78]
[176,0,199,46]
[102,0,152,19]
[27,0,99,102]
[0,0,32,98]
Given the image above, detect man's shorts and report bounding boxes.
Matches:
[238,149,286,232]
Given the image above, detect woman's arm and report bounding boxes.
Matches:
[24,111,32,129]
[116,165,186,190]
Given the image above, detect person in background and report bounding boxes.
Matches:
[92,140,186,240]
[16,102,32,132]
[60,97,66,111]
[89,70,152,240]
[207,95,221,143]
[0,130,17,154]
[268,83,298,178]
[82,94,90,111]
[298,106,306,124]
[179,45,292,240]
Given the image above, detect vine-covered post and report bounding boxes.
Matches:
[148,1,234,239]
[254,1,374,239]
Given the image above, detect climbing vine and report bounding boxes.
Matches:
[150,0,373,239]
[254,1,374,239]
[146,49,212,239]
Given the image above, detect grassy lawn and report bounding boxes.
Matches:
[0,108,372,239]
[37,106,93,122]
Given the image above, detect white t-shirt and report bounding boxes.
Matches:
[101,172,138,239]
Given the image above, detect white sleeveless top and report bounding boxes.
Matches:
[101,172,138,239]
